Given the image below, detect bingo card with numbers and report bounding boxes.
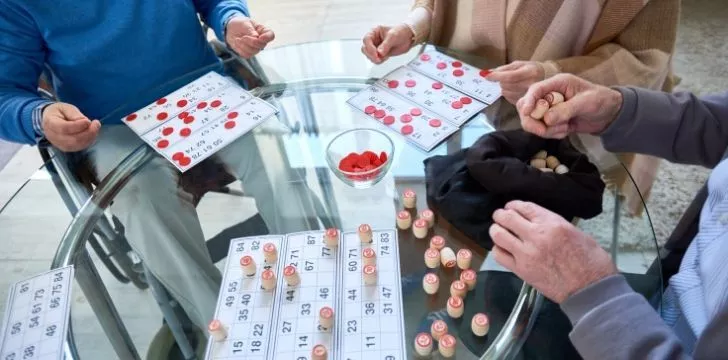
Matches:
[121,71,278,172]
[347,48,501,152]
[205,230,406,360]
[0,266,74,360]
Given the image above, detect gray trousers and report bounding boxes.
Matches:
[87,125,311,329]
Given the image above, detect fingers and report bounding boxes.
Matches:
[492,208,532,238]
[241,19,259,37]
[491,61,525,72]
[489,223,523,256]
[542,97,589,127]
[232,39,259,58]
[258,28,275,44]
[504,200,546,221]
[491,245,517,270]
[487,66,534,84]
[362,28,384,63]
[377,33,394,58]
[242,35,268,50]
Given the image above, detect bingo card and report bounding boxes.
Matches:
[205,229,406,360]
[121,71,278,172]
[347,48,501,152]
[1,266,74,360]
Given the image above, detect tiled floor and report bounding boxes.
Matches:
[0,0,726,359]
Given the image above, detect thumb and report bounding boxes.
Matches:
[238,18,259,37]
[377,33,395,57]
[542,94,591,126]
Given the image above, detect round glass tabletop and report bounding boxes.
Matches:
[0,40,661,360]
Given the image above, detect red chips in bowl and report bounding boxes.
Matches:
[338,151,389,180]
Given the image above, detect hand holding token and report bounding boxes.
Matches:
[225,16,275,58]
[486,61,546,104]
[362,24,415,64]
[516,74,623,139]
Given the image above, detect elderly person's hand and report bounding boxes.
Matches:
[516,73,623,139]
[225,16,275,59]
[489,200,617,303]
[486,61,546,104]
[361,24,414,64]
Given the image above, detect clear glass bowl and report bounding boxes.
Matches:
[325,128,394,189]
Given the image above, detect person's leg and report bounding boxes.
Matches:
[86,126,221,329]
[215,133,315,234]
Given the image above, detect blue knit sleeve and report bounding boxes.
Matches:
[193,0,250,43]
[0,3,48,144]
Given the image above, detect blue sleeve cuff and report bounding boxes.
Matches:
[32,101,53,143]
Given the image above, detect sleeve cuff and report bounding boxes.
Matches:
[218,10,245,43]
[404,7,432,45]
[599,87,638,151]
[560,274,634,326]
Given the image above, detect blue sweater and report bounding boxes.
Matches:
[0,0,249,144]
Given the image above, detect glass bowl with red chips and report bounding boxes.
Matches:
[326,128,394,188]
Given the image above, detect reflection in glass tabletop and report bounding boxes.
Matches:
[0,40,661,360]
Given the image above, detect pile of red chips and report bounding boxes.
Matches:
[338,151,389,180]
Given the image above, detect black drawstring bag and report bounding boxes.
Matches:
[424,130,605,250]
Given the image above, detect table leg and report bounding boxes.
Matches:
[480,284,543,360]
[611,192,621,263]
[75,249,141,360]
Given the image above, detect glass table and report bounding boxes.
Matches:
[0,40,662,360]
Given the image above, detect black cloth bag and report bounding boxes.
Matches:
[424,130,605,249]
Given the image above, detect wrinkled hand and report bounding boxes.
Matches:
[489,200,617,304]
[361,24,414,64]
[486,61,545,104]
[42,103,101,152]
[516,74,623,139]
[225,16,275,58]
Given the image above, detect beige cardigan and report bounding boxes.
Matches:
[409,0,680,214]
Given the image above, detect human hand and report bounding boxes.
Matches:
[41,103,101,152]
[225,16,275,58]
[516,74,623,138]
[486,61,545,104]
[489,200,617,304]
[361,24,414,64]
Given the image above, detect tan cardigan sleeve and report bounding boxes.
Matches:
[541,0,679,90]
[412,0,434,12]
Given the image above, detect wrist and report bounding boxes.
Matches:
[603,88,623,130]
[33,101,54,140]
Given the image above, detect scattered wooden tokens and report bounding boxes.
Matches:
[457,249,472,269]
[447,295,464,318]
[358,224,373,243]
[261,269,277,290]
[430,235,445,250]
[545,91,565,106]
[471,313,490,336]
[240,255,256,277]
[423,273,439,294]
[208,319,227,341]
[439,334,457,358]
[413,219,429,239]
[545,156,560,169]
[319,306,334,330]
[283,265,300,286]
[430,319,448,341]
[555,164,569,174]
[530,99,550,120]
[362,247,376,266]
[396,210,412,230]
[363,265,377,285]
[533,150,548,160]
[450,280,467,298]
[312,344,328,360]
[424,248,440,269]
[461,269,477,290]
[402,189,417,208]
[263,242,277,263]
[440,247,456,268]
[530,158,546,169]
[419,209,435,228]
[540,167,554,173]
[324,228,339,247]
[414,332,433,356]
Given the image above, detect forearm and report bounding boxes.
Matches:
[562,275,690,360]
[601,88,728,168]
[193,0,250,41]
[0,89,50,144]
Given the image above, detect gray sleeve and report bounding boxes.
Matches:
[601,88,728,168]
[561,275,690,360]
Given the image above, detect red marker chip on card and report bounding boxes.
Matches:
[451,101,463,109]
[429,119,442,128]
[405,80,416,88]
[177,99,188,108]
[410,108,422,116]
[172,152,184,161]
[420,54,431,61]
[227,112,238,119]
[225,121,236,129]
[461,97,472,104]
[157,139,169,149]
[180,128,191,137]
[162,127,173,136]
[401,125,414,135]
[453,69,464,77]
[364,105,377,114]
[197,101,207,109]
[211,100,222,108]
[178,111,189,119]
[437,62,447,70]
[479,69,491,77]
[183,116,195,124]
[156,112,168,121]
[400,114,412,123]
[179,157,191,166]
[451,61,462,68]
[432,82,443,90]
[125,114,137,122]
[156,98,167,105]
[387,80,399,88]
[374,110,386,119]
[382,115,395,125]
